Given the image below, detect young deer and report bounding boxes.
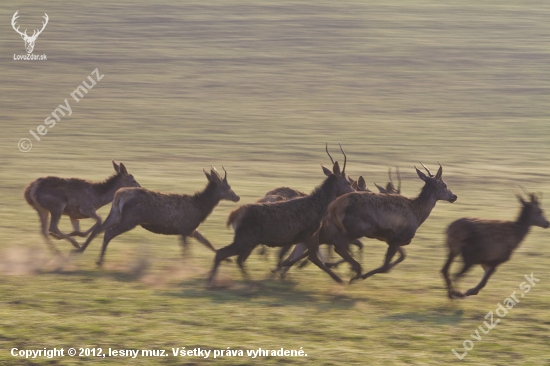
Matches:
[79,167,240,266]
[374,167,401,194]
[442,192,549,299]
[24,161,140,253]
[208,160,354,286]
[319,163,456,282]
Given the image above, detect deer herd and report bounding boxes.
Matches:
[24,145,549,299]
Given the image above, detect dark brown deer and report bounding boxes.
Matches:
[254,143,349,263]
[208,160,354,286]
[374,167,401,194]
[278,174,369,274]
[319,163,456,282]
[442,192,549,299]
[24,161,140,253]
[78,167,240,265]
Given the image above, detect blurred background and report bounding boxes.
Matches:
[1,1,549,365]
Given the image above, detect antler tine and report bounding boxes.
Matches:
[325,143,335,164]
[11,11,27,37]
[388,167,393,186]
[518,185,530,197]
[396,166,401,193]
[222,166,227,181]
[419,162,433,177]
[338,142,347,174]
[34,13,48,38]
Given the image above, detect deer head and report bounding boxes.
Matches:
[323,143,354,196]
[12,11,48,54]
[415,162,457,203]
[375,167,401,194]
[516,192,549,229]
[204,166,240,202]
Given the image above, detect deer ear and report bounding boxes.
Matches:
[435,164,443,180]
[321,165,332,177]
[204,169,213,183]
[415,166,428,182]
[351,181,358,190]
[358,176,366,190]
[118,163,128,176]
[112,160,120,174]
[332,161,341,176]
[374,183,386,193]
[516,193,527,206]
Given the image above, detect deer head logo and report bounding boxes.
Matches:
[12,11,49,54]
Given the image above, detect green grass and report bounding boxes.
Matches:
[1,1,550,364]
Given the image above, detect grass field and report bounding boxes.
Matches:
[1,1,549,364]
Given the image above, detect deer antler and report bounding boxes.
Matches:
[419,162,434,177]
[338,142,347,175]
[31,13,48,39]
[325,143,335,164]
[394,167,401,193]
[222,166,227,181]
[11,11,27,38]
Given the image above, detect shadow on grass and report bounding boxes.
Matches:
[159,276,367,312]
[380,307,464,325]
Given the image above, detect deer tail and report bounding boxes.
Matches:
[328,196,350,234]
[99,190,127,232]
[226,206,246,231]
[24,178,43,208]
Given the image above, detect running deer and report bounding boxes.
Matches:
[442,192,548,299]
[208,160,354,286]
[320,163,456,282]
[254,143,352,263]
[374,167,401,194]
[84,167,239,266]
[24,161,140,253]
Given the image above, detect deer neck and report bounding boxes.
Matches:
[192,182,220,222]
[410,183,438,226]
[513,206,533,244]
[309,175,338,215]
[94,174,125,208]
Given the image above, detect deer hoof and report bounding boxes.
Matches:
[464,288,479,296]
[448,290,465,299]
[95,260,104,267]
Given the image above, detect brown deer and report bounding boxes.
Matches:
[374,167,401,194]
[208,160,354,286]
[318,163,456,282]
[83,167,239,266]
[24,161,140,253]
[442,192,549,299]
[254,143,351,263]
[278,174,369,274]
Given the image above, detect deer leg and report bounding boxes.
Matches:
[48,207,80,249]
[179,236,190,256]
[190,230,217,252]
[389,247,406,269]
[35,206,59,254]
[360,245,398,280]
[453,261,473,280]
[273,243,306,277]
[464,266,496,297]
[237,248,254,283]
[72,209,102,254]
[207,242,243,287]
[68,218,86,237]
[332,242,362,282]
[277,245,310,269]
[96,219,138,266]
[441,251,461,299]
[304,234,344,284]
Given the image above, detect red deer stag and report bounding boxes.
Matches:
[84,167,239,266]
[320,163,456,282]
[442,192,548,299]
[24,161,140,253]
[208,160,354,286]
